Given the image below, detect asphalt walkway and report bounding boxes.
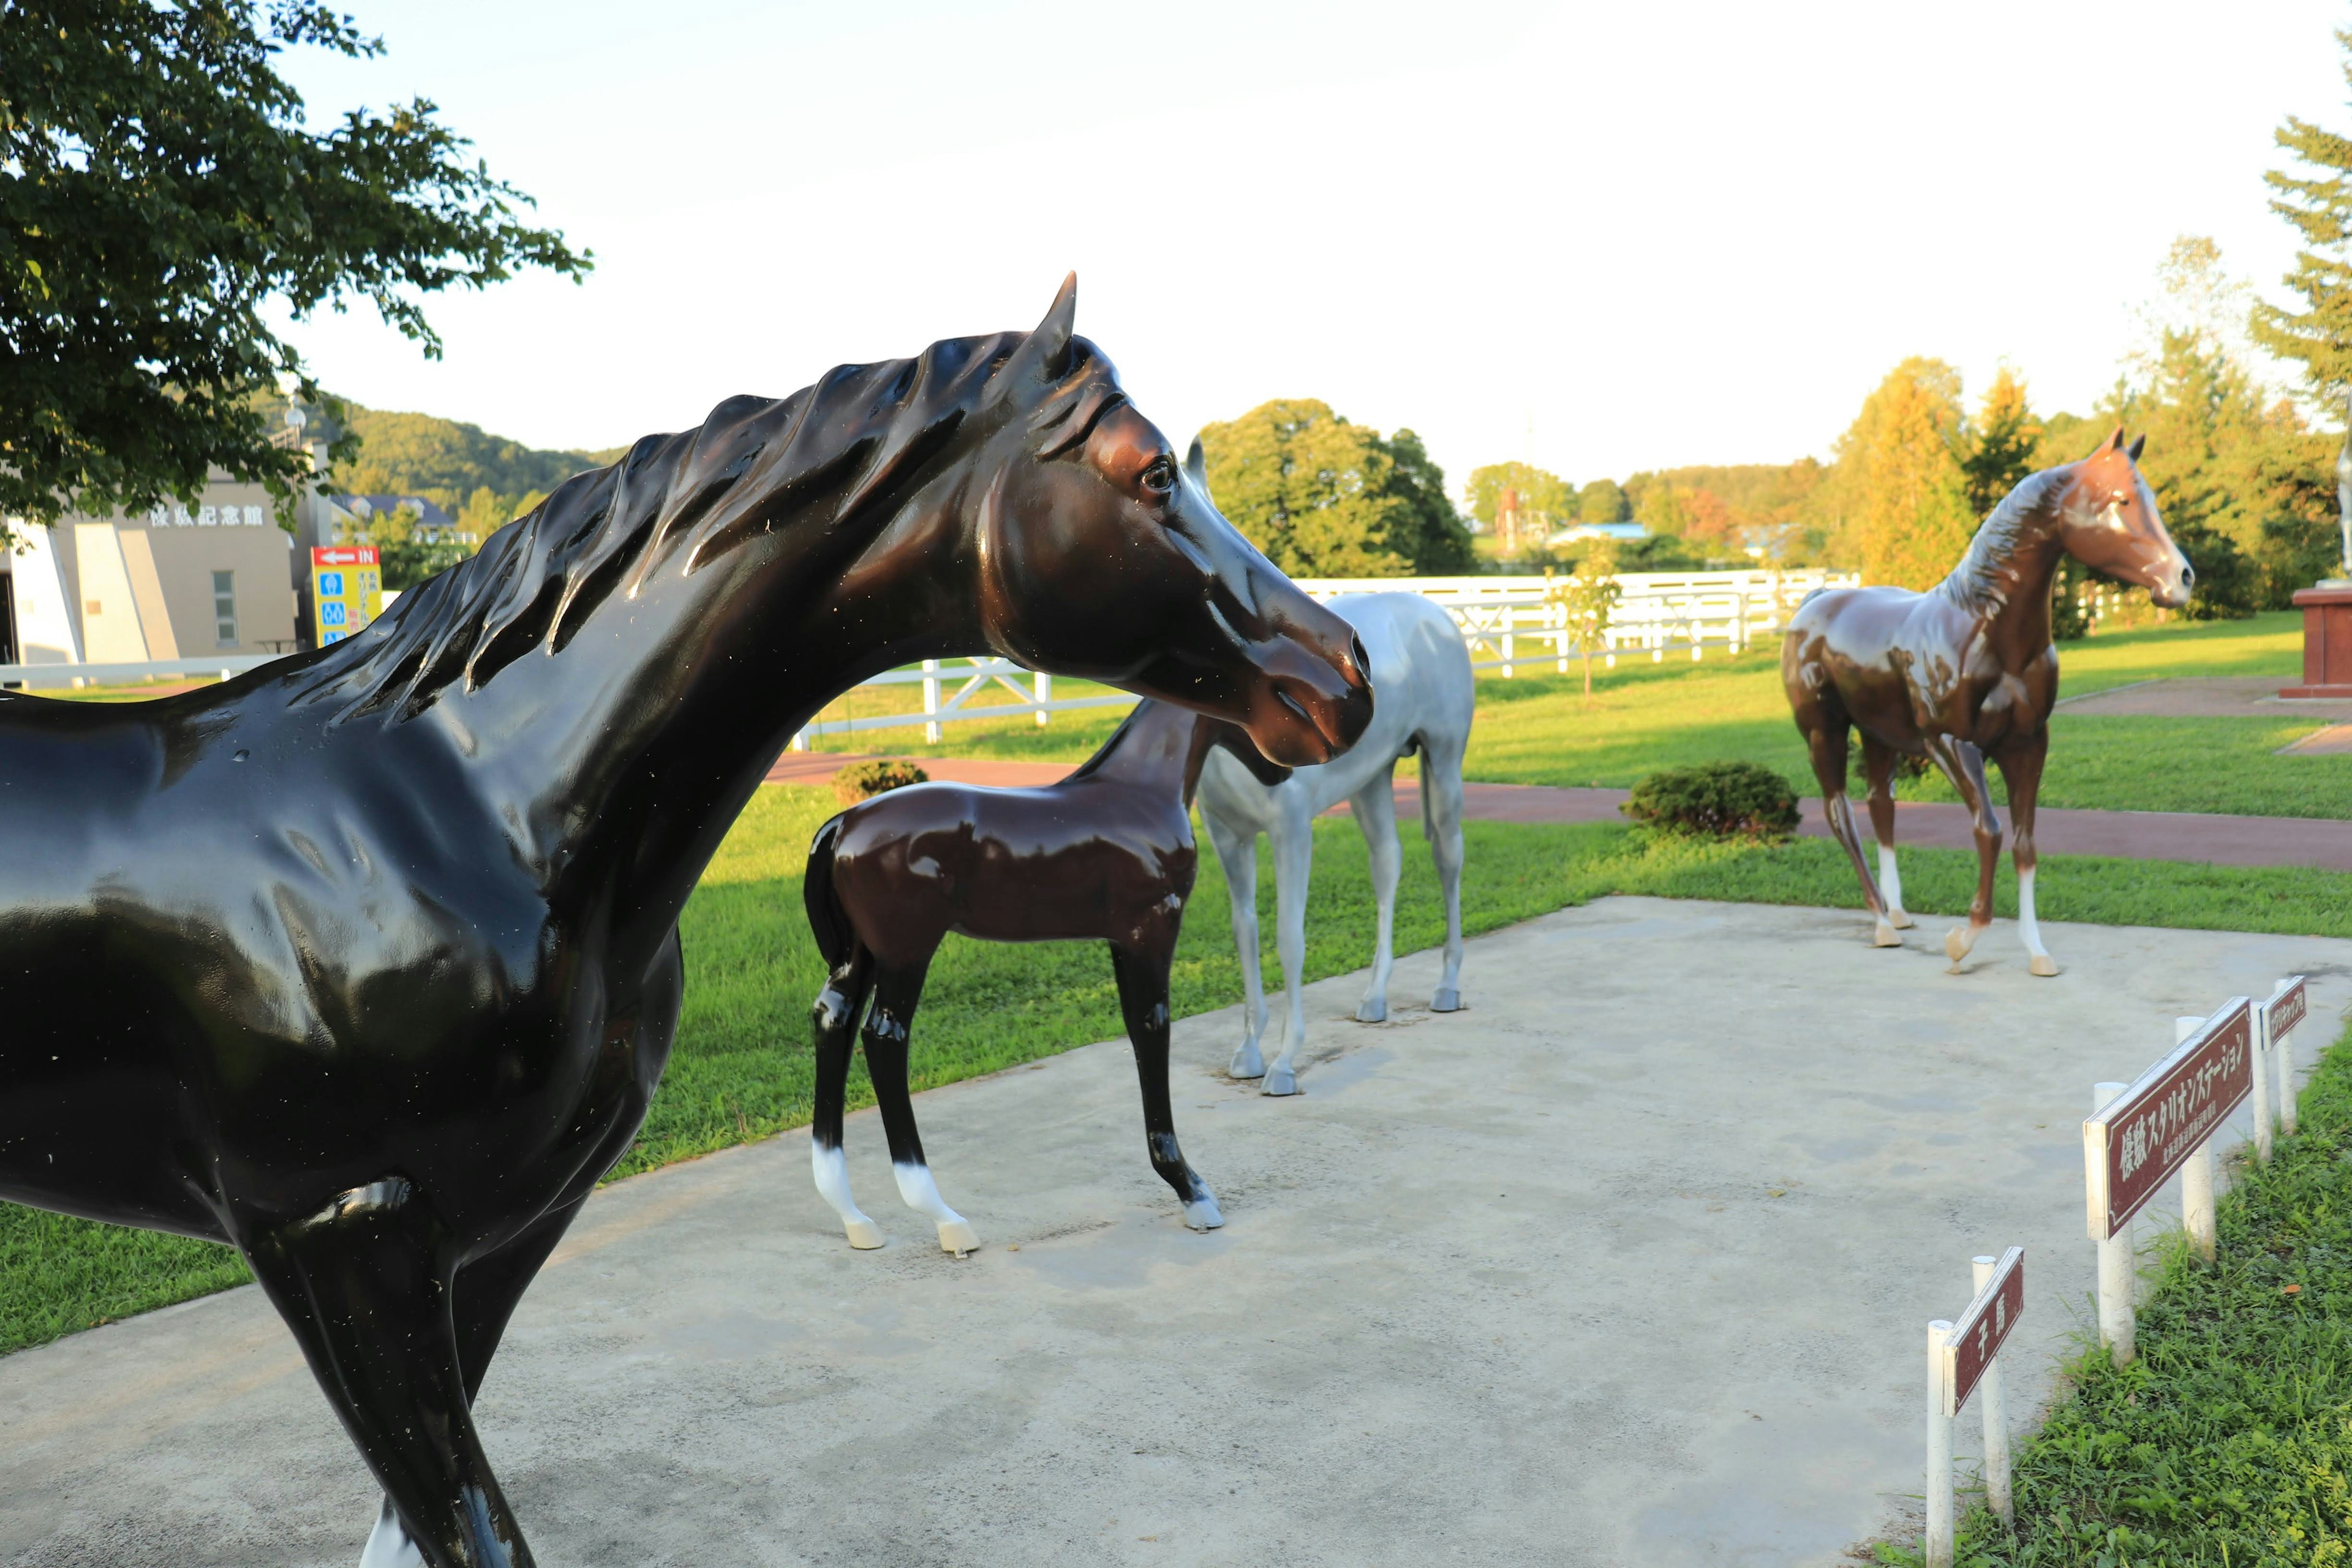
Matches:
[4,900,2340,1566]
[768,752,2352,872]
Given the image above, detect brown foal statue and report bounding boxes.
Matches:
[801,700,1288,1251]
[1782,429,2192,975]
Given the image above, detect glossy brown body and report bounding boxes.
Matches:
[805,702,1283,1231]
[1782,432,2192,962]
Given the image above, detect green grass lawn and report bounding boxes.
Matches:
[12,787,2352,1357]
[1894,1018,2352,1566]
[809,612,2350,820]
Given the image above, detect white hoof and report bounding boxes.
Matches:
[1888,909,1915,930]
[1944,924,1982,963]
[361,1500,424,1568]
[1262,1064,1300,1097]
[1872,919,1901,948]
[1229,1042,1265,1080]
[1355,997,1387,1024]
[936,1219,980,1257]
[2029,954,2060,978]
[1431,986,1461,1012]
[842,1217,885,1251]
[1183,1194,1225,1231]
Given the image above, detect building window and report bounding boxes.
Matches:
[212,570,237,647]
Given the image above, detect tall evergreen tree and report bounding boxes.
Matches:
[1374,429,1475,573]
[2253,27,2352,400]
[1824,359,1975,590]
[1962,367,2041,518]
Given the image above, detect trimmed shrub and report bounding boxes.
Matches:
[1622,760,1800,842]
[833,760,929,805]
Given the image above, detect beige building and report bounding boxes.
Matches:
[3,478,303,670]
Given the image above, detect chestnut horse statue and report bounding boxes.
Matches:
[1781,429,2191,975]
[802,699,1288,1250]
[0,279,1371,1568]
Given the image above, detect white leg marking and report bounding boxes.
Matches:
[2019,866,2058,975]
[811,1139,884,1250]
[893,1161,978,1256]
[1877,844,1907,922]
[360,1499,424,1568]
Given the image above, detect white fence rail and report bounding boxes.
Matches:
[4,570,1861,747]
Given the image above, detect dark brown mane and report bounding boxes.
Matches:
[293,330,1117,726]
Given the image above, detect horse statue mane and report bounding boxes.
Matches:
[296,328,1128,728]
[1936,466,2073,615]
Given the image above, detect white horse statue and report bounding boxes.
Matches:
[1195,566,1474,1095]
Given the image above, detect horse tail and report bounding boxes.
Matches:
[804,813,857,973]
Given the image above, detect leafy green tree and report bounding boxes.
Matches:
[1546,537,1623,700]
[2253,28,2352,401]
[1197,399,1416,576]
[1376,428,1474,573]
[1463,462,1573,537]
[1578,478,1630,524]
[0,2,589,532]
[334,502,479,591]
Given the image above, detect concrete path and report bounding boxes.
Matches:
[3,899,2344,1567]
[2056,675,2352,717]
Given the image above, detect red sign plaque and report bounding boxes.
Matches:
[2085,999,2253,1240]
[1942,1246,2024,1417]
[2264,976,2309,1046]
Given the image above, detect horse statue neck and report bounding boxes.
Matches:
[1933,466,2074,650]
[1068,701,1204,807]
[295,374,1008,965]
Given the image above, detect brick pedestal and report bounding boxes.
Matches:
[2283,584,2352,698]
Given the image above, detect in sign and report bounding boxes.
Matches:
[1943,1245,2024,1417]
[2265,976,2309,1046]
[2084,999,2253,1240]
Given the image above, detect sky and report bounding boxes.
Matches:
[279,0,2352,494]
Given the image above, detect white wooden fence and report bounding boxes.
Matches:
[1,570,1860,748]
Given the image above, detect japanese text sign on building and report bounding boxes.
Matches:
[2084,998,2253,1241]
[2264,976,2309,1046]
[1942,1245,2024,1417]
[311,546,382,647]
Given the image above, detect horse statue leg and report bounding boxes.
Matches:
[360,1184,597,1564]
[1205,815,1270,1081]
[1798,710,1899,947]
[1923,736,2003,972]
[242,1179,537,1568]
[1996,734,2060,977]
[1419,730,1468,1012]
[810,948,885,1249]
[1347,761,1403,1023]
[1109,938,1224,1231]
[1858,733,1915,930]
[1262,794,1317,1096]
[863,959,979,1256]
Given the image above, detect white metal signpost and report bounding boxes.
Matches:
[2263,975,2309,1142]
[1923,1246,2025,1568]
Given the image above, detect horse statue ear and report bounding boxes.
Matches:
[1024,273,1076,381]
[1184,439,1209,496]
[2127,433,2147,462]
[2087,424,2127,462]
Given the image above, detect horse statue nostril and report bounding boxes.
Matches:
[1350,635,1371,679]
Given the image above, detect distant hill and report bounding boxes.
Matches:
[328,402,623,537]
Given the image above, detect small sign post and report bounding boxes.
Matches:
[2085,1000,2255,1360]
[1924,1246,2025,1566]
[310,545,382,647]
[2264,976,2309,1139]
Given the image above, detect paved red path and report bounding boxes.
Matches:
[764,752,2352,871]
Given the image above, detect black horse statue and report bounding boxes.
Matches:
[802,698,1289,1253]
[0,278,1373,1568]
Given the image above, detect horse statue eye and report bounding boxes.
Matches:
[1143,457,1175,493]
